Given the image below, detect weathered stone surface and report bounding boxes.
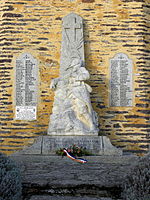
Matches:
[42,136,122,155]
[10,154,139,199]
[12,136,122,156]
[12,136,42,155]
[29,196,113,200]
[48,13,99,136]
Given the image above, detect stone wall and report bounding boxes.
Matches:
[0,0,149,155]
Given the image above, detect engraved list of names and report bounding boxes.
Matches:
[15,53,38,120]
[109,53,133,107]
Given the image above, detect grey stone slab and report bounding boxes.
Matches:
[11,155,139,188]
[102,136,122,155]
[10,155,138,200]
[11,136,122,156]
[42,136,122,156]
[12,136,42,155]
[29,196,113,200]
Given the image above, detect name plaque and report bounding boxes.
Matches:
[109,53,133,107]
[15,53,38,120]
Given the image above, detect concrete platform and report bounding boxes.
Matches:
[10,154,139,200]
[29,195,113,200]
[12,136,122,156]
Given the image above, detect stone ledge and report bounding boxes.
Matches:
[12,136,122,156]
[10,154,139,200]
[29,195,114,200]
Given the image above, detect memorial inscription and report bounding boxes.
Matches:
[109,53,133,107]
[15,53,38,120]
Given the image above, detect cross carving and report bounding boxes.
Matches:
[118,54,125,59]
[25,55,29,59]
[64,16,81,43]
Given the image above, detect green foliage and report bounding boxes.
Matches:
[56,144,92,157]
[122,155,150,200]
[0,153,22,200]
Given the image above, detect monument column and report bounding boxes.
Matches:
[60,13,84,76]
[48,13,99,136]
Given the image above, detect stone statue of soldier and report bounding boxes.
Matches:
[48,56,98,135]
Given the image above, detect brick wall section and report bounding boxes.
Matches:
[0,0,149,155]
[142,0,150,151]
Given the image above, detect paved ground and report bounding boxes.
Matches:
[11,155,139,200]
[29,195,113,200]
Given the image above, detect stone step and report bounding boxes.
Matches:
[10,155,139,200]
[13,136,122,156]
[29,195,113,200]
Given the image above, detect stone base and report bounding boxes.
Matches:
[10,154,138,200]
[13,136,122,156]
[29,195,113,200]
[48,131,98,136]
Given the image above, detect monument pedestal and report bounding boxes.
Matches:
[13,14,122,157]
[13,135,122,156]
